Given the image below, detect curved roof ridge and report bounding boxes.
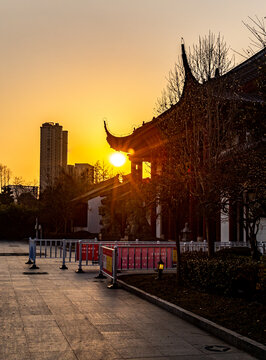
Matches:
[103,42,200,150]
[223,47,266,77]
[104,120,136,151]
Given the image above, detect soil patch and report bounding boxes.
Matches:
[120,273,266,345]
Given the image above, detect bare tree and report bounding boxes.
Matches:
[151,47,265,259]
[189,32,234,82]
[155,33,234,114]
[11,177,25,200]
[155,62,185,114]
[0,164,11,192]
[221,145,265,260]
[94,160,114,184]
[0,164,3,192]
[156,77,238,256]
[242,16,266,56]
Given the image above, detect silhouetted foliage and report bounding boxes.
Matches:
[39,171,92,236]
[221,146,266,260]
[17,192,38,208]
[0,204,37,239]
[0,186,14,205]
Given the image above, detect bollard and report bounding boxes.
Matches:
[76,240,84,273]
[60,239,68,270]
[25,238,33,264]
[29,239,39,269]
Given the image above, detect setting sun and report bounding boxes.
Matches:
[109,152,126,167]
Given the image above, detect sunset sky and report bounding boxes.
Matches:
[0,0,265,184]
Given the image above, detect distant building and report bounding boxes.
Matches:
[4,185,38,202]
[40,122,68,192]
[71,176,122,235]
[67,163,94,184]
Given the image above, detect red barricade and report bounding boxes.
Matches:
[76,243,176,270]
[76,243,99,261]
[117,246,176,270]
[102,246,113,276]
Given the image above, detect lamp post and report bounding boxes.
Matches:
[38,224,42,239]
[35,217,38,239]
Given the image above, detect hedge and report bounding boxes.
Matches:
[180,252,261,296]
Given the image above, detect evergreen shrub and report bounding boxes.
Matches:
[180,251,260,296]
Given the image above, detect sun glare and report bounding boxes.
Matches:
[109,152,126,167]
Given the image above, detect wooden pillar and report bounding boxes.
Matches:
[150,159,157,237]
[188,195,198,241]
[151,159,157,179]
[236,201,244,242]
[229,200,237,242]
[215,212,221,242]
[131,161,142,182]
[203,217,206,240]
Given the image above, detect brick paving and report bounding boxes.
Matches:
[0,241,258,359]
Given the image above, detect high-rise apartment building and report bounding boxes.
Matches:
[40,122,68,192]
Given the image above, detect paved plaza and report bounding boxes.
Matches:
[0,241,258,359]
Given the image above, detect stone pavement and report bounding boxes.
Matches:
[0,241,258,359]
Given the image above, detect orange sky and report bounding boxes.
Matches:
[0,1,265,184]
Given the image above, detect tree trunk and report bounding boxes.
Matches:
[206,217,214,257]
[249,234,260,261]
[175,221,183,285]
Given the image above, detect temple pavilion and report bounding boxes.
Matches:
[104,44,265,243]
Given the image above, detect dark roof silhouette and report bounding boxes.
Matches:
[104,45,265,155]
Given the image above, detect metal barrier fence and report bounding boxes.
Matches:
[27,238,178,271]
[99,246,118,288]
[116,244,176,270]
[215,241,266,254]
[27,238,266,272]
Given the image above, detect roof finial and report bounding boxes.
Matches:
[103,119,108,132]
[181,39,198,85]
[181,40,191,76]
[103,118,112,137]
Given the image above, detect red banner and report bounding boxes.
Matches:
[76,243,99,261]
